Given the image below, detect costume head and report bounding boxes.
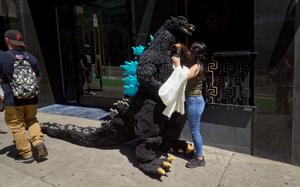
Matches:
[148,16,195,52]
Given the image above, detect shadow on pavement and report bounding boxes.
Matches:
[118,141,171,181]
[0,130,8,134]
[0,144,17,159]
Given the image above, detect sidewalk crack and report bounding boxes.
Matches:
[0,161,56,187]
[217,152,234,187]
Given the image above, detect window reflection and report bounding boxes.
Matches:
[254,0,294,162]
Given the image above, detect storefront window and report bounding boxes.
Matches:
[254,0,294,162]
[0,0,19,49]
[55,0,130,102]
[0,0,17,18]
[54,0,181,104]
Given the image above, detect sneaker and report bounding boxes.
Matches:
[33,143,48,162]
[15,155,34,164]
[185,157,205,168]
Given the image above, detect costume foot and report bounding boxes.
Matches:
[186,142,194,153]
[157,167,166,175]
[162,161,172,169]
[166,155,176,162]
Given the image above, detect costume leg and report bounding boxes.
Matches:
[135,99,161,162]
[160,112,193,154]
[135,99,170,175]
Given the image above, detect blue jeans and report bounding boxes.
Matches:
[186,96,205,157]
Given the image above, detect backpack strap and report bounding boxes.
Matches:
[5,51,16,83]
[5,50,30,83]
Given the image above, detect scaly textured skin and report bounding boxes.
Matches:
[41,16,195,177]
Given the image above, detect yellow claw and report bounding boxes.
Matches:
[157,167,166,175]
[166,155,176,162]
[162,161,172,168]
[186,143,194,153]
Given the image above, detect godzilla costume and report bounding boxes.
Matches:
[41,16,196,177]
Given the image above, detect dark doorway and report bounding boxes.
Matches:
[54,0,131,104]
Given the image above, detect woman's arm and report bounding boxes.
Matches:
[171,56,204,80]
[187,63,204,79]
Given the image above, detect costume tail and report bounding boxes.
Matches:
[40,122,99,147]
[40,118,135,147]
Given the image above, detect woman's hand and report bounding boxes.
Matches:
[175,43,182,51]
[171,56,181,67]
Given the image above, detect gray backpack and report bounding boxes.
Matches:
[7,51,39,99]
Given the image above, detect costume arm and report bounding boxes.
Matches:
[171,56,203,80]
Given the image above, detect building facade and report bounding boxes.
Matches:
[0,0,299,165]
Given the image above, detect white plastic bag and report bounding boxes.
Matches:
[159,66,189,118]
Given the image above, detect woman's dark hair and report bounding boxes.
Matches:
[190,42,207,63]
[190,42,209,88]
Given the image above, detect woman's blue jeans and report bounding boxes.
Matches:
[186,95,205,157]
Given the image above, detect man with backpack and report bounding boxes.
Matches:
[0,29,48,163]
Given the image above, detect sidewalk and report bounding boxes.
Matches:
[0,112,300,187]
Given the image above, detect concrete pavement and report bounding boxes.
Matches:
[0,112,300,187]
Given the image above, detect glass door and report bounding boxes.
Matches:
[55,4,78,103]
[55,0,131,104]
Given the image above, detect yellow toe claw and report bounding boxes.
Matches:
[162,161,172,168]
[157,167,166,175]
[186,143,194,153]
[166,155,176,162]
